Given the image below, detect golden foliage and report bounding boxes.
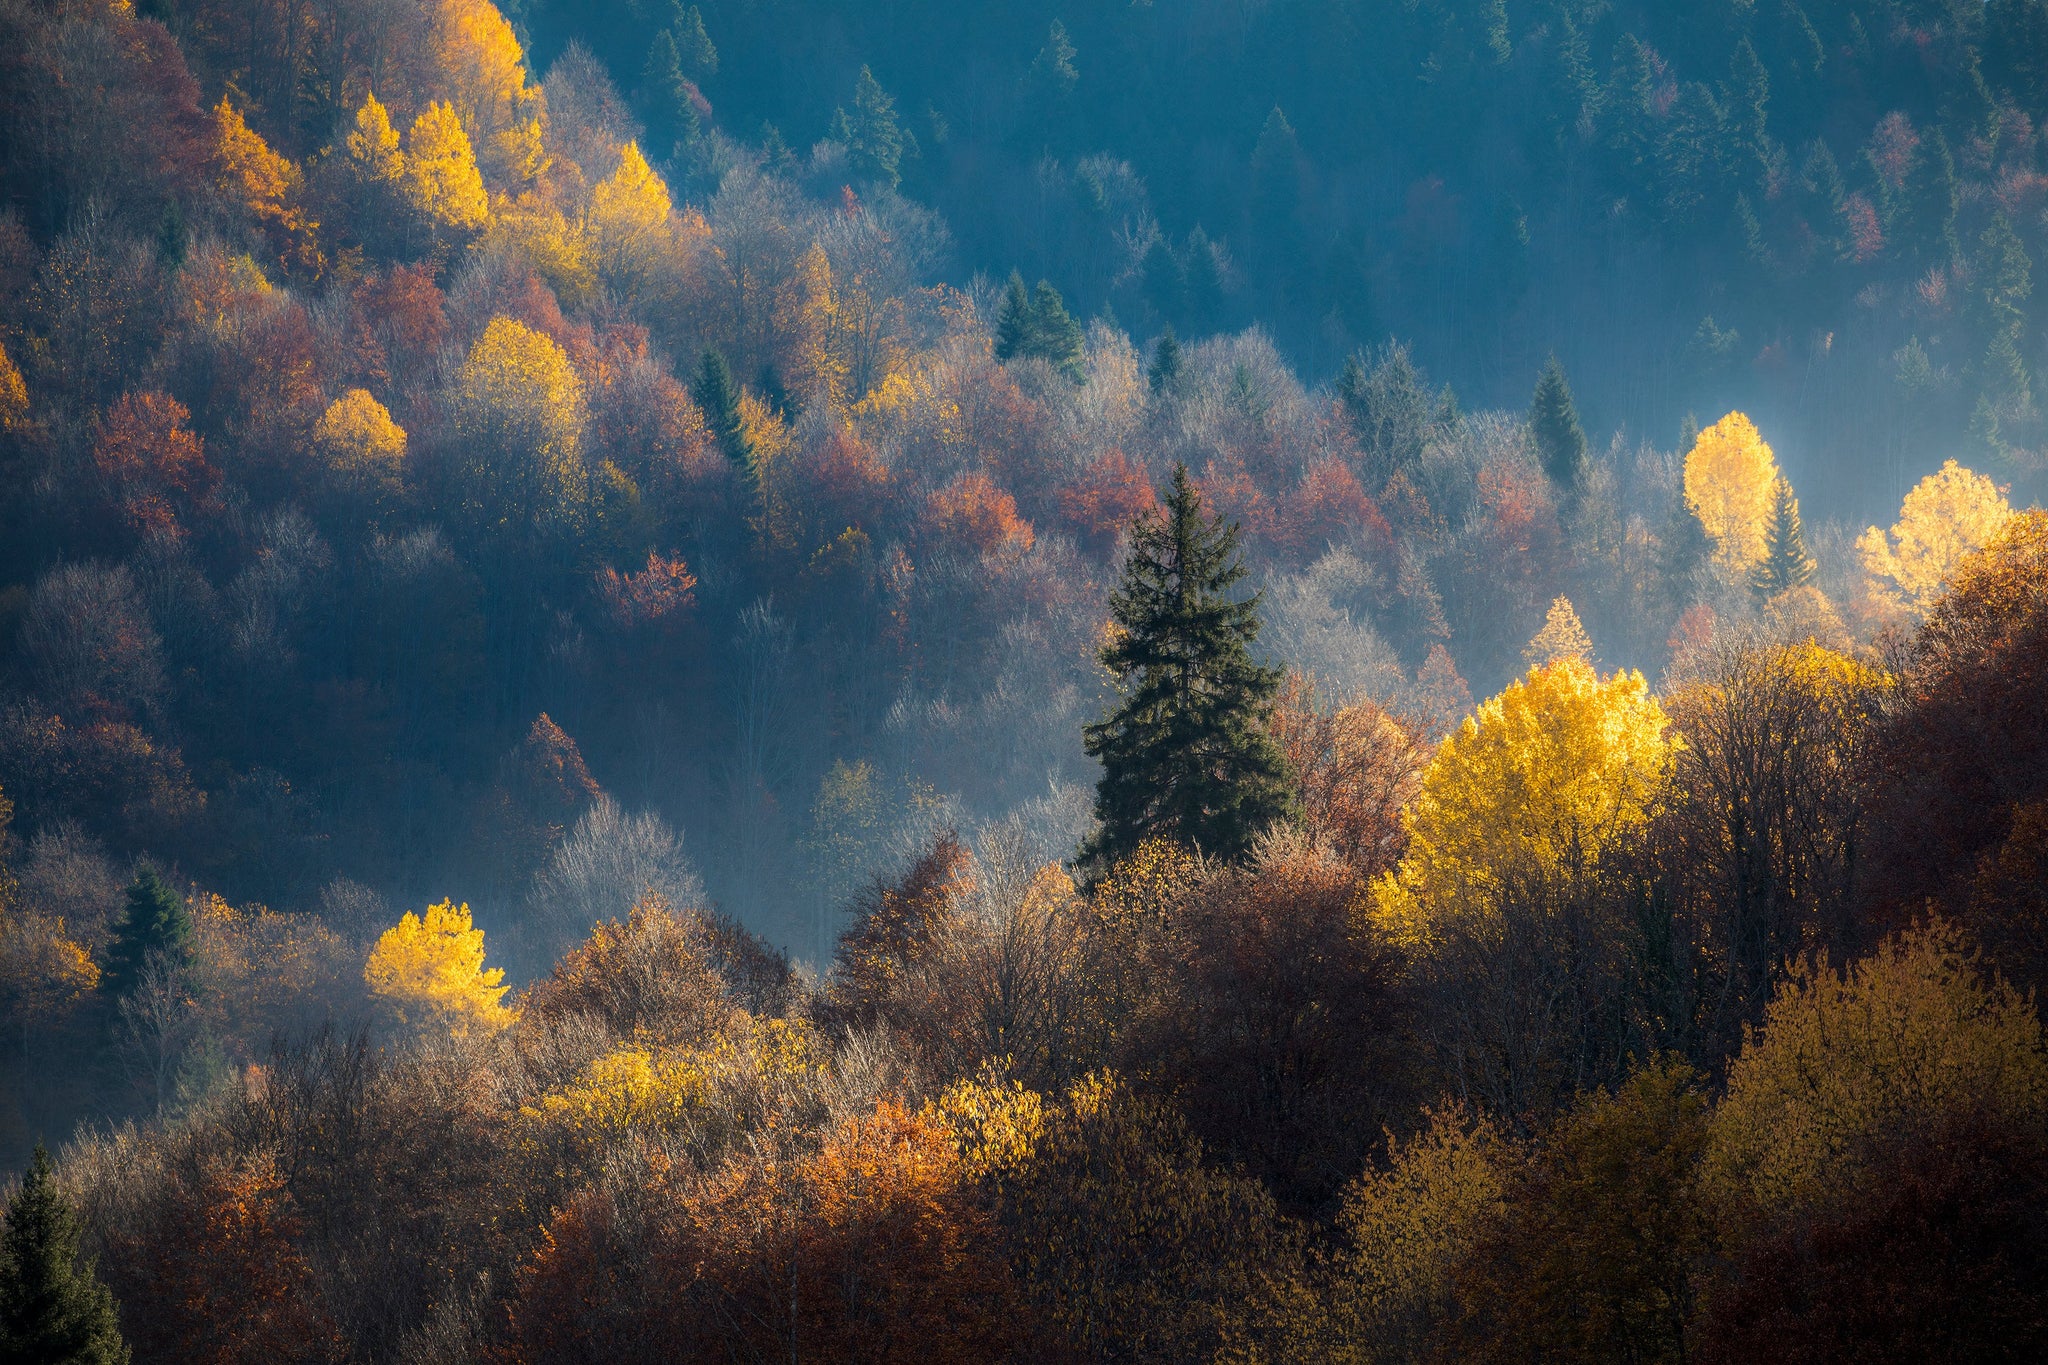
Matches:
[930,1072,1048,1183]
[403,102,491,234]
[1706,921,2047,1215]
[1857,459,2015,618]
[521,1018,818,1148]
[1683,411,1780,572]
[1332,1106,1508,1349]
[363,900,513,1033]
[449,316,589,533]
[190,894,356,1055]
[586,143,677,303]
[1523,594,1593,668]
[1372,658,1675,949]
[0,911,100,1029]
[210,98,319,273]
[0,341,27,430]
[430,0,546,186]
[312,389,406,497]
[344,92,404,185]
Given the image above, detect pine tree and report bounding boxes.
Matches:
[1530,353,1589,491]
[1659,486,1714,612]
[1028,20,1079,99]
[694,349,754,488]
[993,272,1032,362]
[1183,227,1224,332]
[1028,280,1086,382]
[642,31,701,147]
[1147,326,1182,395]
[1081,465,1294,871]
[833,66,904,189]
[1750,475,1816,600]
[674,4,718,79]
[101,869,191,1001]
[1524,595,1594,669]
[0,1145,129,1365]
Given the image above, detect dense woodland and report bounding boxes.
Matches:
[0,0,2046,1360]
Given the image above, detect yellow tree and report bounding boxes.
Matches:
[403,102,491,235]
[586,142,678,305]
[1373,658,1677,1115]
[210,98,318,274]
[344,92,405,186]
[1523,595,1594,669]
[1374,658,1675,950]
[363,900,513,1033]
[1856,459,2015,617]
[312,389,407,500]
[0,341,26,430]
[448,316,589,540]
[430,0,547,187]
[1683,412,1781,573]
[1706,921,2045,1218]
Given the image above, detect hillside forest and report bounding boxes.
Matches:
[2,0,2048,1360]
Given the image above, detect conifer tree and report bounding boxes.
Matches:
[1530,353,1589,491]
[642,30,701,146]
[674,4,718,79]
[1750,475,1817,600]
[1140,235,1184,322]
[1028,20,1079,99]
[0,1145,128,1365]
[1659,486,1714,611]
[993,272,1032,362]
[1082,465,1294,871]
[694,349,754,488]
[1148,326,1182,395]
[833,66,904,189]
[1028,280,1086,382]
[1183,227,1224,331]
[101,869,191,1001]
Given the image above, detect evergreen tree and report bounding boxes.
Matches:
[1140,235,1184,323]
[1081,465,1294,871]
[1028,19,1079,99]
[674,4,718,79]
[0,1145,128,1365]
[1028,280,1086,382]
[1659,486,1714,611]
[1749,475,1816,599]
[1529,352,1589,491]
[1183,227,1224,332]
[759,122,798,177]
[993,272,1032,363]
[694,349,755,487]
[833,66,904,189]
[1147,326,1182,395]
[642,30,700,146]
[101,868,191,1001]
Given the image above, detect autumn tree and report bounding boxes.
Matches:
[1373,658,1676,1116]
[403,102,490,238]
[311,388,406,505]
[208,98,316,274]
[1657,639,1882,1057]
[1858,458,2014,617]
[0,1145,127,1365]
[91,391,218,541]
[1266,673,1422,880]
[1445,1060,1712,1365]
[587,143,679,305]
[447,316,589,544]
[1523,594,1593,669]
[362,900,513,1033]
[1684,411,1780,574]
[1082,465,1294,870]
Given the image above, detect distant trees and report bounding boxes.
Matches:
[1083,465,1293,869]
[446,316,589,543]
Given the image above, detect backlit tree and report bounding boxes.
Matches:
[1857,459,2014,617]
[363,899,513,1033]
[1683,411,1780,574]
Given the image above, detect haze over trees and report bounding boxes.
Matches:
[1,0,2047,1359]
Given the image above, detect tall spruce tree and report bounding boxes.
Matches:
[694,349,755,488]
[1750,475,1817,599]
[1147,325,1182,395]
[1028,280,1086,382]
[1530,353,1589,491]
[101,869,190,1001]
[993,272,1032,362]
[0,1145,128,1365]
[1082,465,1293,871]
[832,66,905,189]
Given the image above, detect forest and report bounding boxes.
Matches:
[0,0,2045,1360]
